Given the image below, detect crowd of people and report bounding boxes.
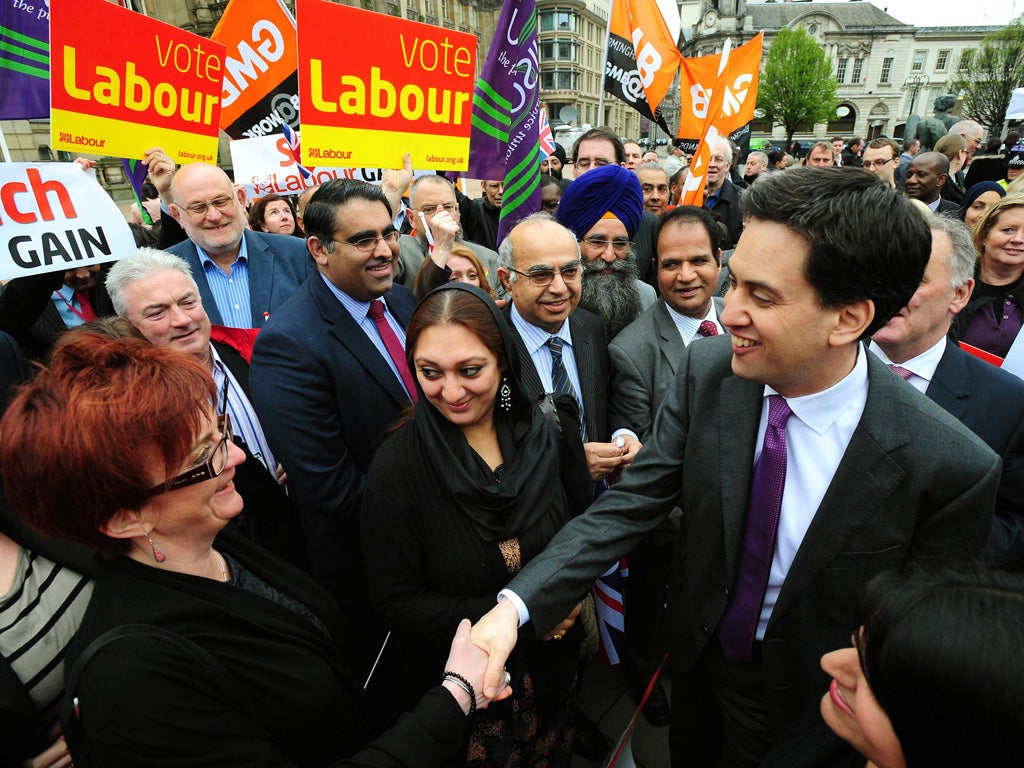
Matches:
[1,117,1023,768]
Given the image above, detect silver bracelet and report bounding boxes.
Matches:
[443,671,477,716]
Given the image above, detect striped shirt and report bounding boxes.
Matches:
[211,344,277,473]
[1,547,92,726]
[198,239,252,328]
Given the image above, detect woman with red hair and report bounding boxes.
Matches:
[0,332,500,768]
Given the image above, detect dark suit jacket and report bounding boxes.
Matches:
[609,297,723,442]
[507,336,999,751]
[504,305,615,443]
[926,340,1024,567]
[249,275,418,605]
[935,196,960,216]
[169,229,314,329]
[211,340,307,568]
[707,178,743,248]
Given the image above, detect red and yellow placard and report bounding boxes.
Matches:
[296,0,476,171]
[50,0,225,164]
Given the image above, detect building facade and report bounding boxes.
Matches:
[683,0,999,145]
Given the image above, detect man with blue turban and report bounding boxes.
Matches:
[556,164,656,338]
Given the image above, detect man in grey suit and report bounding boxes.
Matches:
[871,213,1024,569]
[394,175,502,295]
[608,205,725,722]
[472,168,1000,767]
[166,162,314,328]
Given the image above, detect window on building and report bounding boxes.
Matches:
[935,50,950,71]
[836,57,848,83]
[387,1,399,15]
[540,39,576,61]
[406,7,418,19]
[880,56,893,84]
[541,69,578,90]
[912,50,926,72]
[851,57,863,83]
[959,49,973,70]
[540,9,577,33]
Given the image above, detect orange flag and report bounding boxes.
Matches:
[604,0,684,134]
[678,34,762,205]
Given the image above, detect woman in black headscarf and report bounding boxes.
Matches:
[362,284,593,768]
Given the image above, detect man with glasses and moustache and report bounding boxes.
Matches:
[250,180,418,678]
[167,163,313,329]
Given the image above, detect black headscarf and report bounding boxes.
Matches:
[404,283,571,543]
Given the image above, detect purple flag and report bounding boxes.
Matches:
[467,0,541,244]
[0,1,50,120]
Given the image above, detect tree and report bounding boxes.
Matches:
[950,17,1024,134]
[756,26,838,145]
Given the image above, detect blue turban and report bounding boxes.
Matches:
[555,164,644,239]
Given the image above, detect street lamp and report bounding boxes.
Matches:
[902,74,930,122]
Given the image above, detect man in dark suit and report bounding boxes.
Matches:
[608,205,725,724]
[496,214,640,483]
[471,168,1000,768]
[105,248,305,567]
[871,214,1024,569]
[165,162,314,329]
[250,180,417,673]
[704,137,743,248]
[905,152,960,215]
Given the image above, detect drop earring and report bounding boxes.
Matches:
[144,530,166,563]
[499,378,512,412]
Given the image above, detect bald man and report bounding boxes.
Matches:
[167,163,314,328]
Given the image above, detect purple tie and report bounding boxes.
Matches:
[697,320,719,337]
[717,395,793,662]
[888,364,913,381]
[368,299,417,402]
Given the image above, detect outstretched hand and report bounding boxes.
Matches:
[469,598,521,698]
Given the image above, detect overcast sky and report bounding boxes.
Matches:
[862,0,1018,27]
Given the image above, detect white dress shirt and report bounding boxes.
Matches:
[868,338,946,395]
[665,301,724,346]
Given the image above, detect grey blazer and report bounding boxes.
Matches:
[608,297,723,441]
[507,336,999,740]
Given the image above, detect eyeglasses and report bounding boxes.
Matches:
[180,196,236,217]
[862,157,894,169]
[573,158,611,170]
[580,235,632,255]
[418,203,458,216]
[147,414,233,496]
[329,230,400,253]
[508,261,582,287]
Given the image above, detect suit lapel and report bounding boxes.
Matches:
[772,354,910,622]
[186,241,223,326]
[244,231,273,329]
[717,375,764,574]
[311,277,410,407]
[925,340,969,421]
[505,310,545,402]
[654,301,683,378]
[570,314,599,438]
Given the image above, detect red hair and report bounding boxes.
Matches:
[0,333,216,554]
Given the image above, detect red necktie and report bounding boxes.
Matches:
[368,299,417,402]
[74,290,98,322]
[888,364,913,381]
[697,320,719,337]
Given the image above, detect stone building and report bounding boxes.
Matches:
[681,0,999,144]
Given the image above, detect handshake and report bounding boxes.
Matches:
[439,598,580,714]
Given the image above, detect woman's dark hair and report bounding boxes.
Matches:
[855,564,1024,767]
[0,333,216,555]
[248,193,292,232]
[405,287,509,379]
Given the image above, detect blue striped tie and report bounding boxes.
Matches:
[547,336,586,440]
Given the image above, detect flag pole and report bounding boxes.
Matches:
[0,126,12,163]
[597,0,613,124]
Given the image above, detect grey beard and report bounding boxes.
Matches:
[579,258,642,338]
[415,228,464,251]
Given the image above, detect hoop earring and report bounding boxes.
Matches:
[499,378,512,412]
[144,531,167,563]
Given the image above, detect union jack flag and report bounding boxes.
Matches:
[591,558,629,666]
[282,124,312,182]
[538,105,556,158]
